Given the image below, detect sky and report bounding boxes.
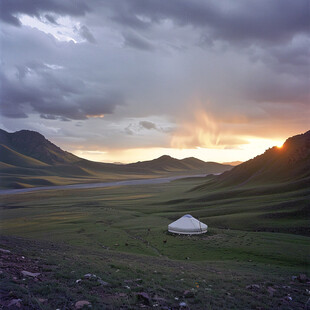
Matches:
[0,0,309,163]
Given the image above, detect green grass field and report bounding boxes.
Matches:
[0,177,309,309]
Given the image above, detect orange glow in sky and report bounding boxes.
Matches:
[72,136,286,164]
[70,105,292,164]
[65,103,297,164]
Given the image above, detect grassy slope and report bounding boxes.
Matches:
[0,144,49,168]
[0,129,80,165]
[0,129,232,189]
[209,130,310,188]
[0,177,309,309]
[0,154,231,189]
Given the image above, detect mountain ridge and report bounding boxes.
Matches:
[195,130,310,190]
[0,129,232,189]
[0,129,80,165]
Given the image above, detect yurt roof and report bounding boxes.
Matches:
[168,214,207,234]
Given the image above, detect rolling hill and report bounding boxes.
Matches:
[0,129,79,165]
[124,155,230,174]
[0,129,232,189]
[195,130,310,190]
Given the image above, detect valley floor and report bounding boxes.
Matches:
[0,177,309,309]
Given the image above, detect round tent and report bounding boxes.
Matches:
[168,214,208,235]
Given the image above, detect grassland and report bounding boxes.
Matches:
[0,176,309,309]
[0,158,230,190]
[0,128,232,189]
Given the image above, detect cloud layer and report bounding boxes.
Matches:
[0,0,309,161]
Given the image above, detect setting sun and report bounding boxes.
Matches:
[276,141,284,149]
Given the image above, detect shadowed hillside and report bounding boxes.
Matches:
[0,144,49,168]
[0,129,79,165]
[196,130,310,190]
[0,129,232,189]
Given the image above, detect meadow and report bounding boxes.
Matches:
[0,176,309,309]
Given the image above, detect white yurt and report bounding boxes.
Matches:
[168,214,208,235]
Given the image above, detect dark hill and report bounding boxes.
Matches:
[0,129,80,165]
[0,144,48,168]
[196,130,310,190]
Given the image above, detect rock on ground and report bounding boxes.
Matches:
[21,270,40,277]
[75,300,91,309]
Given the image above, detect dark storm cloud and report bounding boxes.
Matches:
[139,121,157,130]
[1,0,309,152]
[267,38,310,76]
[4,0,307,45]
[125,121,159,136]
[76,93,124,117]
[44,14,58,25]
[0,0,89,26]
[76,25,97,44]
[0,63,123,120]
[40,114,58,120]
[107,0,309,44]
[122,31,154,51]
[139,121,172,133]
[40,114,70,121]
[124,121,172,136]
[112,10,151,30]
[244,75,310,104]
[273,45,310,68]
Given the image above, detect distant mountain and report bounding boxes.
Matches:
[0,129,79,165]
[0,129,232,189]
[126,155,231,174]
[197,130,310,189]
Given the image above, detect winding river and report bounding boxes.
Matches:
[0,174,207,195]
